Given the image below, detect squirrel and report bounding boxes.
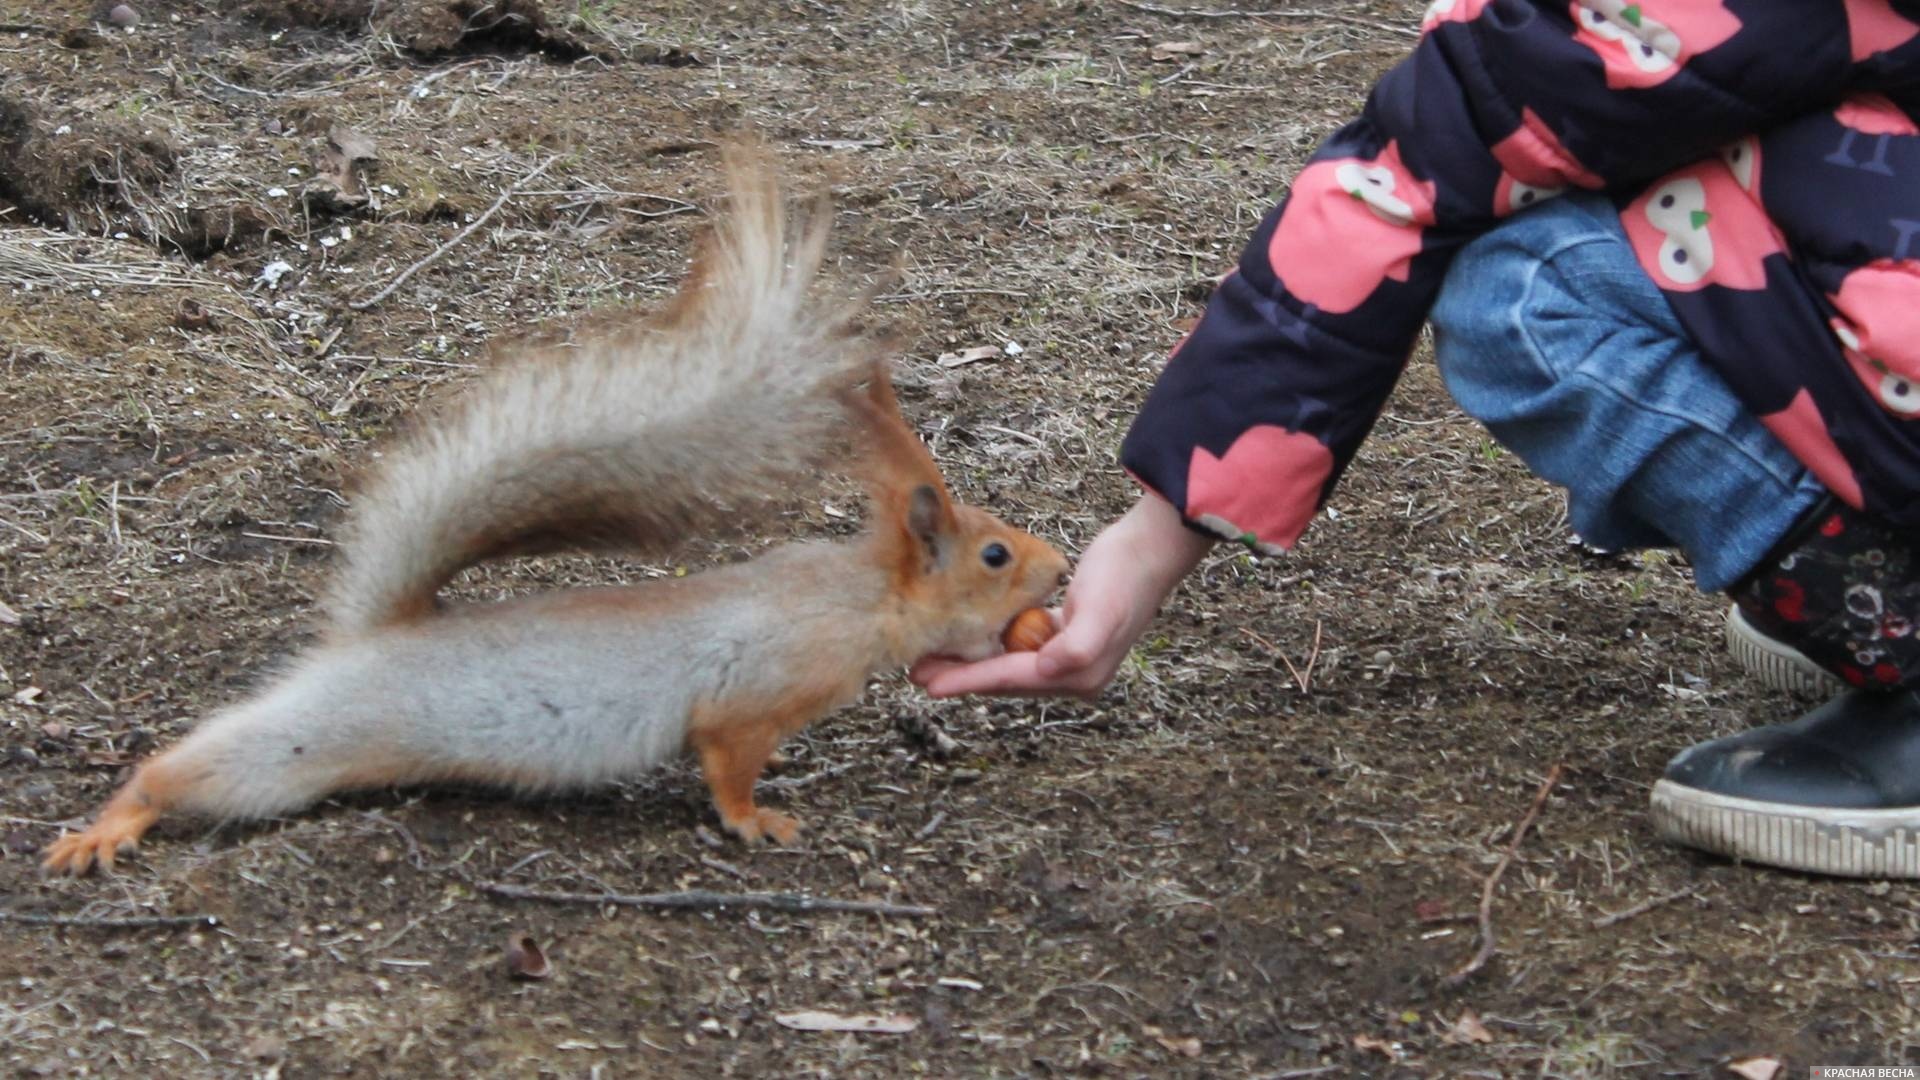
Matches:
[42,149,1071,875]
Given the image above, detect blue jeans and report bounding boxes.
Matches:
[1429,193,1828,593]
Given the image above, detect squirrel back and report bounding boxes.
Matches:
[325,150,876,634]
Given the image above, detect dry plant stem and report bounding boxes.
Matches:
[348,156,557,311]
[479,881,937,918]
[0,910,218,929]
[1589,888,1695,930]
[1116,0,1419,37]
[1241,619,1322,693]
[1442,763,1564,988]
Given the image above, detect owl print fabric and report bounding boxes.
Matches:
[1119,0,1920,556]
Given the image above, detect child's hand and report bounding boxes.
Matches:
[910,493,1213,699]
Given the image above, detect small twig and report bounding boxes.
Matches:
[239,531,335,546]
[349,156,557,311]
[915,809,948,841]
[0,909,218,929]
[873,287,1029,304]
[1441,764,1564,988]
[760,760,858,791]
[0,22,56,35]
[478,881,936,918]
[1156,61,1199,85]
[358,809,426,870]
[498,849,554,878]
[698,854,749,880]
[1589,888,1694,930]
[1241,622,1320,694]
[1116,0,1419,37]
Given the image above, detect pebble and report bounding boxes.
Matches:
[107,4,138,27]
[1372,649,1394,666]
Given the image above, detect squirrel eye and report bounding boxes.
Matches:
[981,542,1011,569]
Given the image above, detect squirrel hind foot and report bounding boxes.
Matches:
[41,759,180,876]
[40,802,161,876]
[723,808,802,845]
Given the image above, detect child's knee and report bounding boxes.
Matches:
[1431,194,1672,414]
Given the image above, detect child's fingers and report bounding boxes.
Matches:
[1034,596,1122,681]
[908,656,966,686]
[919,652,1092,698]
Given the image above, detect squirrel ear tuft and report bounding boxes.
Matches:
[905,484,951,566]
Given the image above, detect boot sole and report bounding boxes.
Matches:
[1651,779,1920,878]
[1725,604,1845,698]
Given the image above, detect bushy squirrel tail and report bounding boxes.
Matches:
[325,146,876,634]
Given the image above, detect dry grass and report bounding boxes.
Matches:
[4,1,1918,1076]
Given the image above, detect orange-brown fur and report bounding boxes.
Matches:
[688,679,853,844]
[44,151,1068,875]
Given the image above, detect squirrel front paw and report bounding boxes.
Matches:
[722,808,802,845]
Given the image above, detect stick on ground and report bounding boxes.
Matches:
[348,156,557,311]
[1590,888,1695,930]
[479,880,937,918]
[0,910,218,929]
[1442,763,1564,988]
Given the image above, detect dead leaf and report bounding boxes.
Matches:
[1150,41,1204,62]
[936,345,1001,368]
[12,686,43,706]
[304,125,377,214]
[1352,1033,1401,1061]
[329,125,377,167]
[0,599,18,625]
[1726,1057,1782,1080]
[1036,50,1086,62]
[773,1010,918,1034]
[1443,1009,1494,1045]
[1153,1033,1202,1057]
[174,298,213,331]
[505,933,551,980]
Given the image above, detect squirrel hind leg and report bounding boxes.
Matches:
[40,722,427,876]
[41,751,196,876]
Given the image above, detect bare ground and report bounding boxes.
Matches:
[3,2,1917,1077]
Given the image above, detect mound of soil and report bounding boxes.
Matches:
[0,95,280,257]
[0,95,176,231]
[237,0,594,57]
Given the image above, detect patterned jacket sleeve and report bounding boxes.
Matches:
[1117,0,1874,554]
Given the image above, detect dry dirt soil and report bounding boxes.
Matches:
[4,2,1918,1077]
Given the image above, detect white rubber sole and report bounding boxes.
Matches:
[1650,779,1920,878]
[1725,604,1845,698]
